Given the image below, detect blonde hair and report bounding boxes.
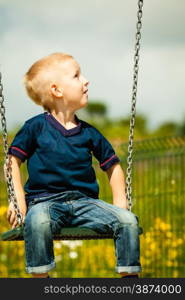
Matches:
[24,52,73,112]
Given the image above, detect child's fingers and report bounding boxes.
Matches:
[9,210,16,225]
[7,203,14,220]
[12,219,18,229]
[7,209,12,221]
[22,215,26,224]
[12,221,18,229]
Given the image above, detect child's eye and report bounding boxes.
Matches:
[74,73,78,78]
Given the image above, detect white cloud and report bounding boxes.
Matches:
[0,0,184,130]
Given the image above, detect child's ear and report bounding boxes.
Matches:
[51,84,63,97]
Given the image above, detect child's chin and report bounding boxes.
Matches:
[80,100,88,108]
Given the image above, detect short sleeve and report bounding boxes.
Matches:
[91,128,120,171]
[8,121,36,162]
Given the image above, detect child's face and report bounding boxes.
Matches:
[51,58,89,111]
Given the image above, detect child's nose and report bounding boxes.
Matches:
[84,78,89,86]
[82,75,89,86]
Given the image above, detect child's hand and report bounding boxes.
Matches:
[7,201,27,229]
[113,198,129,210]
[121,204,129,210]
[117,204,129,210]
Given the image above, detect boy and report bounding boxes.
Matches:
[7,53,141,278]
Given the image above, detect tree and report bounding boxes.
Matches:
[153,122,179,137]
[178,117,185,135]
[85,101,107,119]
[118,114,149,136]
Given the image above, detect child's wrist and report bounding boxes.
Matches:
[113,198,128,209]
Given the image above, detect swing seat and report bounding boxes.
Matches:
[0,226,143,241]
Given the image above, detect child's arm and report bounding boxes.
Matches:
[5,155,27,229]
[106,163,128,210]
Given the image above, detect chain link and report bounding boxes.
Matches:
[0,73,22,225]
[126,0,144,211]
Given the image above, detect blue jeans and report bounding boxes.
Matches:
[24,190,141,274]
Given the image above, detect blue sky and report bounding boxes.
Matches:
[0,0,185,130]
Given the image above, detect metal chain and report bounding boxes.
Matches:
[126,0,144,211]
[0,72,22,225]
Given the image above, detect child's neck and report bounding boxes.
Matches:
[49,110,78,130]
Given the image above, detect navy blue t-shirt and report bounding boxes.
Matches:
[8,112,120,201]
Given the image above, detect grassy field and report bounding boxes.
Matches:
[0,136,184,278]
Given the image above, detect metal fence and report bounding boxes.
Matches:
[0,135,185,278]
[124,135,185,277]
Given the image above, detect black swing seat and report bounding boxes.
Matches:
[0,226,143,241]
